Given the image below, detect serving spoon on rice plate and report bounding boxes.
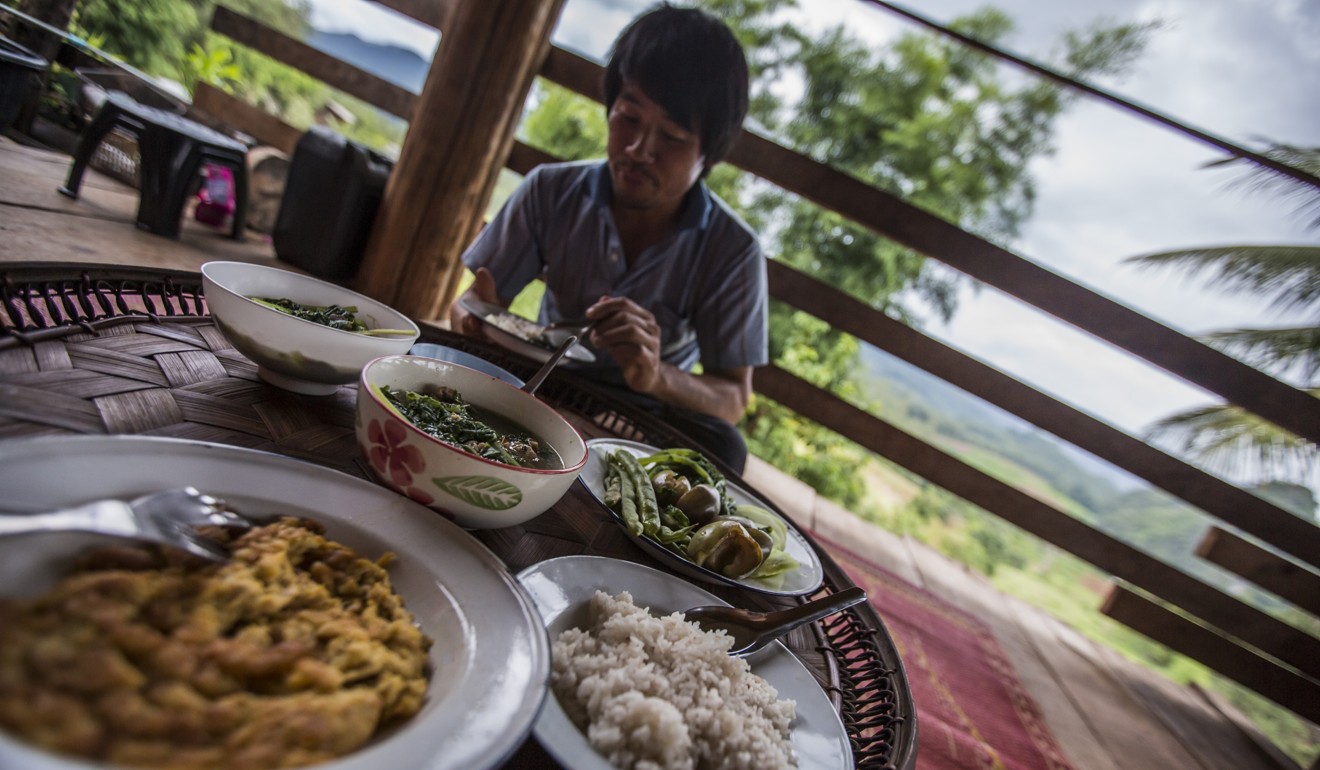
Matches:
[684,586,868,657]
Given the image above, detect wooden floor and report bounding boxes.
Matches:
[0,132,1308,770]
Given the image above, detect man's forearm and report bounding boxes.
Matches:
[646,365,751,424]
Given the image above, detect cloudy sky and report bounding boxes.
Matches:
[308,0,1318,442]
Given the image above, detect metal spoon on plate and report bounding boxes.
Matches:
[541,317,599,349]
[684,586,868,657]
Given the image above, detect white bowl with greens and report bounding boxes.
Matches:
[202,261,419,395]
[355,354,587,528]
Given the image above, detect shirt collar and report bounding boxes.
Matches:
[588,161,712,233]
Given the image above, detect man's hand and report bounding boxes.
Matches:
[449,267,503,336]
[587,295,752,424]
[586,295,664,393]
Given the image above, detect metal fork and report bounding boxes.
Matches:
[0,487,256,562]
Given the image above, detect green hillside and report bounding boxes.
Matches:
[847,346,1319,762]
[853,345,1316,589]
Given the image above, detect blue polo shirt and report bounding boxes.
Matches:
[461,161,768,375]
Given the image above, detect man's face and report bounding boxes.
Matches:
[606,82,705,214]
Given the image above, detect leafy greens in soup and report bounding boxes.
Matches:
[382,384,562,470]
[250,296,369,332]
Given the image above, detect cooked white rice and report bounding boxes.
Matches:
[487,310,546,344]
[551,590,798,770]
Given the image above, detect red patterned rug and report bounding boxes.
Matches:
[815,535,1077,770]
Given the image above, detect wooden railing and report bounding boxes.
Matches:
[99,1,1320,720]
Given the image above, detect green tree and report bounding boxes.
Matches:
[182,41,240,92]
[194,0,321,122]
[72,0,201,80]
[69,0,335,135]
[521,82,608,160]
[731,5,1154,504]
[1124,143,1320,486]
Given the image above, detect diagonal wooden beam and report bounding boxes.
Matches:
[1195,527,1320,616]
[191,83,301,155]
[1102,584,1320,722]
[766,260,1320,569]
[211,6,417,121]
[729,128,1320,446]
[371,0,451,31]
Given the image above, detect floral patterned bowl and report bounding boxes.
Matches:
[202,261,420,395]
[355,354,588,529]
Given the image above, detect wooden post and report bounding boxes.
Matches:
[354,0,566,320]
[13,0,77,62]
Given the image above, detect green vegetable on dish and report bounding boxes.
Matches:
[604,449,658,537]
[251,296,368,331]
[251,297,413,337]
[602,447,799,580]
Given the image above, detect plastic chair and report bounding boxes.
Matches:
[58,90,249,239]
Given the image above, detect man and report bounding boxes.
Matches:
[451,3,766,473]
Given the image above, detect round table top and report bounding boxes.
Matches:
[0,260,917,770]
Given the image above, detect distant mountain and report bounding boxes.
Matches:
[306,31,429,93]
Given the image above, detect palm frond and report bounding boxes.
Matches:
[1203,142,1320,229]
[1134,142,1320,488]
[1122,245,1320,315]
[1198,326,1320,383]
[1144,394,1320,485]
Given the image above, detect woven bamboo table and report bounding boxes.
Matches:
[0,262,917,770]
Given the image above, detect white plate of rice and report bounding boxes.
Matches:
[518,555,853,770]
[460,297,597,364]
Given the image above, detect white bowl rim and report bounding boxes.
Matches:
[360,355,587,475]
[201,260,421,340]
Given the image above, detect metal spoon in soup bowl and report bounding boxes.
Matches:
[521,334,579,396]
[684,585,868,657]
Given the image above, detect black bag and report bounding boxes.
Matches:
[272,126,394,280]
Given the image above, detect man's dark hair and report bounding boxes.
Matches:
[603,3,749,175]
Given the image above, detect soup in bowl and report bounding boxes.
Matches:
[356,355,587,529]
[202,261,419,395]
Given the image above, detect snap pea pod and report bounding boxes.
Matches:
[605,452,641,536]
[602,463,623,509]
[640,449,718,487]
[612,450,660,537]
